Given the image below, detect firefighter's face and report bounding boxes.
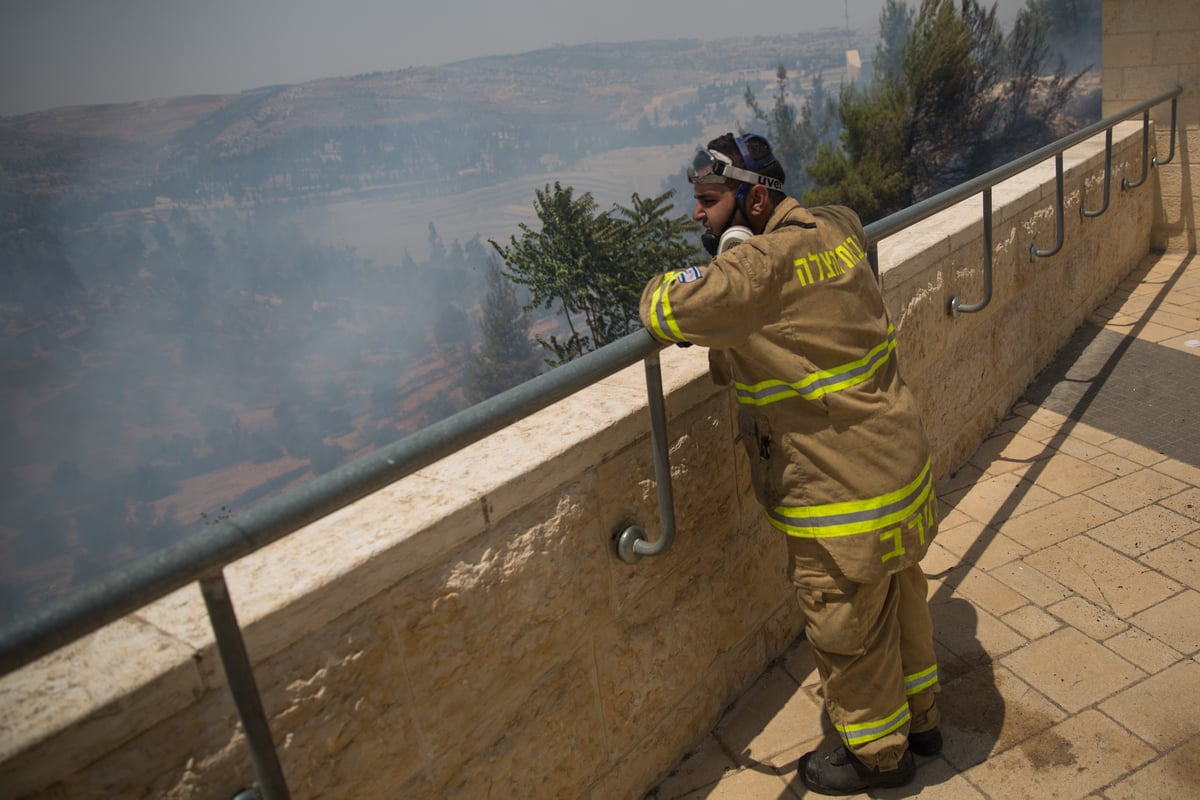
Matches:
[692,182,738,237]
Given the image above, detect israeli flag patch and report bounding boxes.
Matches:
[677,265,704,284]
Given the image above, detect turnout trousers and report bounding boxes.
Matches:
[787,537,940,771]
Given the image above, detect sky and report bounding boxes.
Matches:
[0,0,1026,117]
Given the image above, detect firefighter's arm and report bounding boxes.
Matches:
[638,248,774,349]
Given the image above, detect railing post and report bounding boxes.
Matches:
[1030,153,1066,259]
[1122,109,1152,190]
[1082,128,1113,219]
[200,572,291,800]
[949,188,994,315]
[615,350,677,563]
[1153,97,1178,167]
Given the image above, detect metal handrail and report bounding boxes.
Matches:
[863,86,1182,313]
[0,329,667,799]
[0,85,1184,798]
[0,329,664,676]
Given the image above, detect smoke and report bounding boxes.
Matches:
[0,193,492,619]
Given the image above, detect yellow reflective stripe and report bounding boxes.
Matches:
[649,272,687,343]
[905,664,938,695]
[768,459,932,539]
[733,326,896,406]
[838,702,911,746]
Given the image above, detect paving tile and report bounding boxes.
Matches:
[941,472,1060,527]
[1145,307,1200,332]
[937,665,1065,772]
[922,543,963,600]
[1153,460,1200,489]
[1001,628,1144,712]
[875,757,987,799]
[1104,737,1200,800]
[1000,494,1122,550]
[1086,504,1200,557]
[936,500,973,533]
[1099,660,1200,750]
[1024,536,1182,618]
[934,521,1030,571]
[1046,595,1128,640]
[1084,468,1187,512]
[1097,439,1169,468]
[712,666,826,769]
[766,731,830,787]
[1159,485,1200,522]
[933,597,1026,666]
[936,462,986,496]
[932,638,974,685]
[1134,320,1188,343]
[946,565,1030,617]
[1052,436,1111,462]
[1050,419,1115,447]
[999,604,1062,640]
[1139,540,1200,590]
[968,430,1052,475]
[1013,405,1073,431]
[675,764,798,800]
[994,414,1058,444]
[1023,452,1118,496]
[962,710,1155,800]
[987,561,1071,607]
[780,640,821,689]
[1129,589,1200,656]
[652,735,737,799]
[1087,451,1142,477]
[1102,627,1184,673]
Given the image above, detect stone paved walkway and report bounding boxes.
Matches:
[647,250,1200,799]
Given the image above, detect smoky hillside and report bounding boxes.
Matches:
[0,19,1101,619]
[0,32,873,617]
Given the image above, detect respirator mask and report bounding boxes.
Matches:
[701,225,753,256]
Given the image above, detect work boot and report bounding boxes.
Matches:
[798,745,915,796]
[908,726,943,756]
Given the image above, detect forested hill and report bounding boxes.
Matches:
[0,31,863,225]
[0,30,869,617]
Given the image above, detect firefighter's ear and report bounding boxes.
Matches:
[747,185,772,228]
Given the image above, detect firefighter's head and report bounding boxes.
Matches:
[688,133,786,252]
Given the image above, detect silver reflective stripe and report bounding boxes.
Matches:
[733,326,896,406]
[768,459,933,539]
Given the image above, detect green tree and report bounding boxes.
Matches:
[606,190,703,341]
[491,183,700,365]
[807,0,1090,221]
[904,0,1004,196]
[744,67,838,200]
[805,77,913,221]
[875,0,915,85]
[464,258,541,403]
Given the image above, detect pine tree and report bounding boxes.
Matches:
[805,0,1092,222]
[744,67,838,201]
[464,258,541,403]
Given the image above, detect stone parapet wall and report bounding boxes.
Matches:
[0,123,1160,799]
[1103,0,1199,251]
[882,120,1157,479]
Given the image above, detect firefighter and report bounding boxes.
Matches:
[639,133,942,795]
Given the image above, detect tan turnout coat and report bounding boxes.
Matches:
[640,198,936,583]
